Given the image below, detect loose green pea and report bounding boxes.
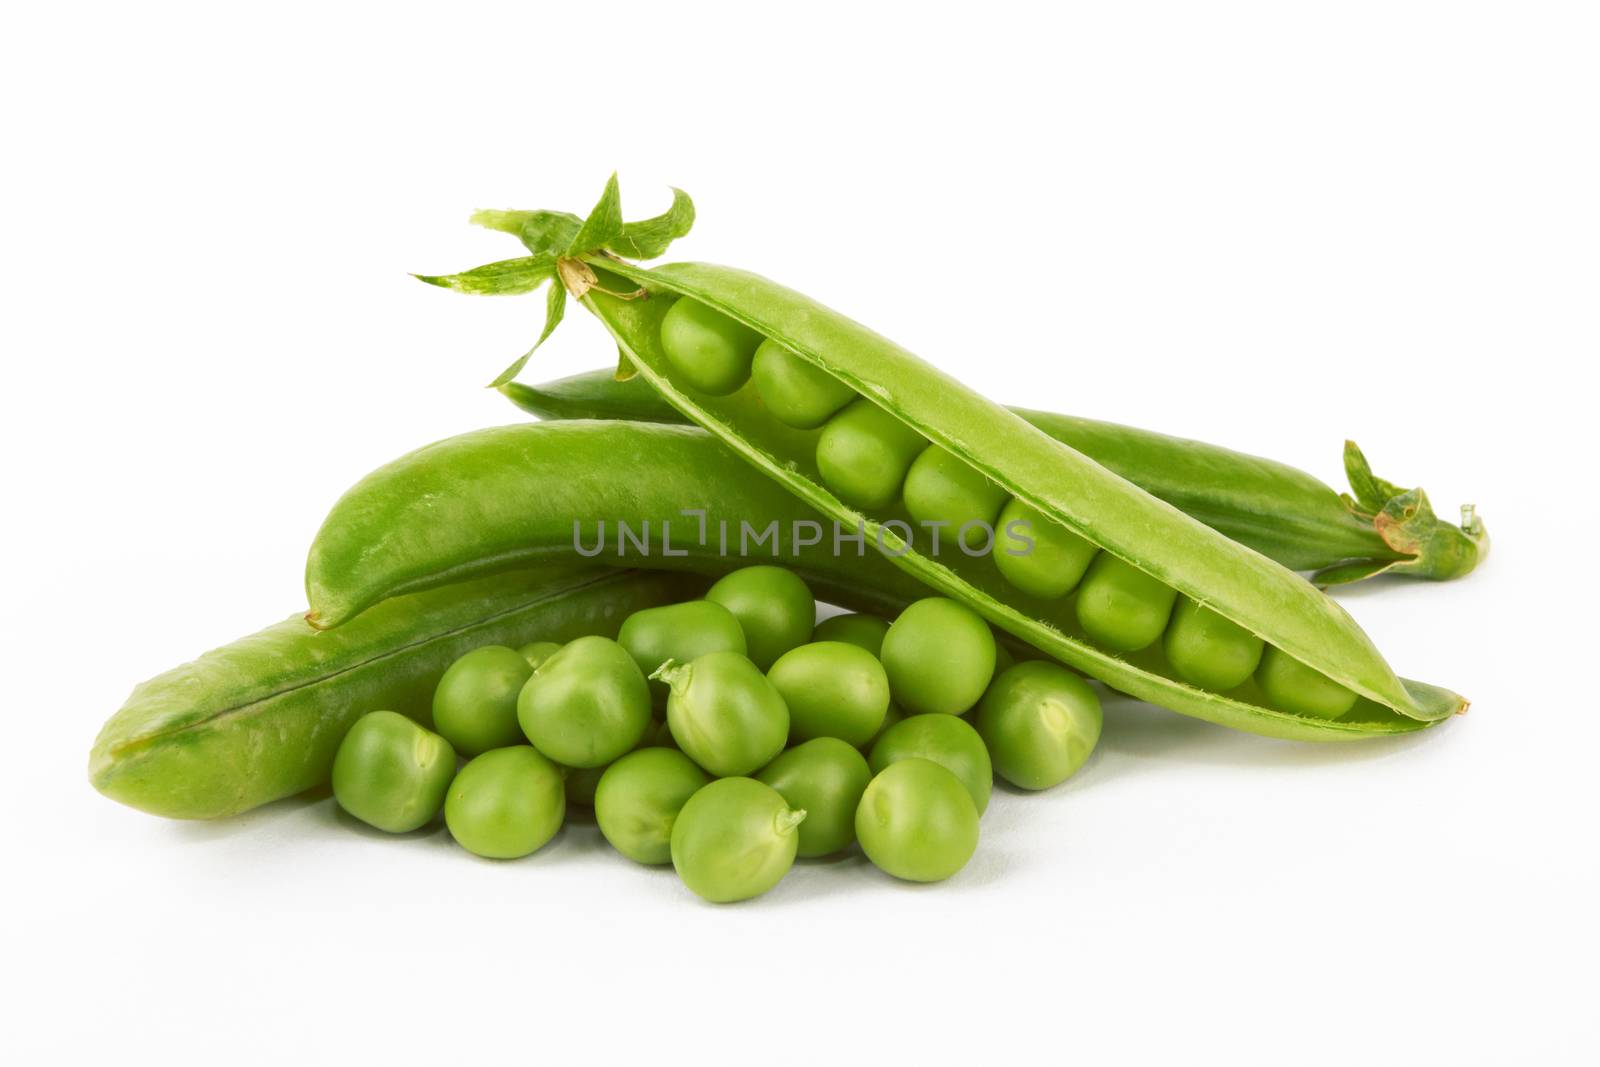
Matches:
[331,711,456,834]
[903,446,1008,554]
[618,599,747,699]
[855,759,979,883]
[976,662,1102,790]
[517,635,651,768]
[444,746,565,859]
[880,597,996,716]
[595,747,710,865]
[517,640,562,670]
[1074,554,1178,652]
[812,612,890,657]
[670,777,806,903]
[1163,596,1265,691]
[994,498,1099,599]
[1256,646,1359,719]
[750,337,856,428]
[757,738,872,858]
[814,398,927,510]
[868,713,992,814]
[658,297,762,396]
[705,566,815,670]
[768,641,890,747]
[654,652,790,776]
[431,645,533,756]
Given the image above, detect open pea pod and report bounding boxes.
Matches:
[571,261,1465,737]
[501,371,1488,583]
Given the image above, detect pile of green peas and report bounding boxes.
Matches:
[657,298,1361,721]
[330,564,1105,902]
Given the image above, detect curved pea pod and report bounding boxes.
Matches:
[559,258,1466,739]
[502,371,1486,583]
[90,567,696,819]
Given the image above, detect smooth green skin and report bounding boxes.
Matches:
[595,747,710,865]
[867,713,992,815]
[1074,554,1179,652]
[670,777,804,903]
[658,297,762,396]
[507,371,1488,582]
[855,759,980,883]
[812,613,889,657]
[756,738,872,857]
[618,600,747,698]
[1164,596,1265,691]
[331,711,456,833]
[517,636,652,768]
[92,567,696,820]
[994,497,1099,599]
[578,260,1466,739]
[431,645,533,756]
[903,445,1009,554]
[880,598,997,716]
[751,337,856,428]
[656,652,790,777]
[1257,647,1359,719]
[517,641,562,669]
[976,662,1102,790]
[704,566,815,670]
[814,398,928,511]
[444,746,566,860]
[767,641,890,747]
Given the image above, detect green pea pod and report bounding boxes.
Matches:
[501,371,1487,582]
[90,566,696,819]
[307,420,1445,741]
[553,256,1466,738]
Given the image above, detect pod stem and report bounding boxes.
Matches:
[776,808,808,835]
[648,658,691,695]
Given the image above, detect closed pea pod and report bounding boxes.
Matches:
[975,662,1102,790]
[867,713,992,815]
[756,738,872,858]
[767,640,890,747]
[670,777,805,903]
[331,711,456,833]
[595,747,709,865]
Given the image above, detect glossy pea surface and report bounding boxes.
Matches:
[994,497,1099,599]
[856,759,979,883]
[814,398,927,510]
[517,635,651,768]
[705,566,815,670]
[750,337,856,428]
[595,747,710,865]
[757,738,872,857]
[812,612,889,657]
[768,641,890,747]
[880,597,996,716]
[618,599,747,694]
[658,297,762,396]
[1074,554,1178,652]
[903,446,1009,554]
[670,777,805,903]
[1164,597,1264,691]
[517,640,562,670]
[656,651,790,776]
[331,710,456,834]
[976,662,1102,790]
[868,713,992,814]
[1256,646,1359,719]
[444,746,565,859]
[431,645,533,756]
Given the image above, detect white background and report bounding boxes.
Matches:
[4,2,1597,1064]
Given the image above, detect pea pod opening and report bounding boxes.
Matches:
[501,370,1488,583]
[413,179,1468,738]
